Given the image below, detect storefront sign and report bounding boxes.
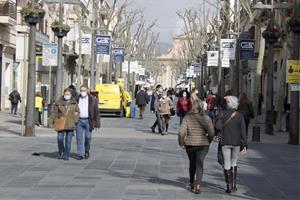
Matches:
[113,47,125,63]
[287,60,300,84]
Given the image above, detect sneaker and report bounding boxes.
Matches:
[58,153,63,159]
[151,126,155,133]
[84,151,90,159]
[77,156,84,160]
[63,157,69,161]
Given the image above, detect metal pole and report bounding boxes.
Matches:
[49,66,52,103]
[265,12,275,135]
[77,20,82,89]
[90,1,97,89]
[24,0,36,136]
[200,63,204,99]
[127,58,131,91]
[55,1,63,100]
[21,33,28,136]
[289,0,300,145]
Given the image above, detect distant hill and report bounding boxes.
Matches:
[156,42,172,55]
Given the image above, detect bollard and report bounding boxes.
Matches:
[43,106,48,127]
[252,126,260,142]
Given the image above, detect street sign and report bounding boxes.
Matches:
[240,39,255,60]
[287,60,300,84]
[207,51,219,67]
[113,47,125,63]
[291,84,300,91]
[75,33,91,55]
[96,35,111,55]
[42,43,58,66]
[220,39,236,60]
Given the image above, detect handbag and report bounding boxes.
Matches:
[55,106,70,132]
[170,108,176,116]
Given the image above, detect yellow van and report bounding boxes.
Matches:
[96,84,124,117]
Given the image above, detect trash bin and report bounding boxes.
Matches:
[252,126,260,142]
[130,106,136,118]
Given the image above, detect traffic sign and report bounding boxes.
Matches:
[287,60,300,84]
[42,43,58,66]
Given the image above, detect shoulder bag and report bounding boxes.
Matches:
[55,106,70,132]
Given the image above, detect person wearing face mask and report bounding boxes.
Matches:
[48,88,80,160]
[176,90,192,125]
[150,85,164,133]
[76,85,101,160]
[157,93,173,135]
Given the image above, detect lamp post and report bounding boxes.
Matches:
[20,1,45,136]
[288,0,300,145]
[253,1,290,135]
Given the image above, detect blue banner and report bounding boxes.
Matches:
[113,47,125,63]
[96,35,111,55]
[240,39,255,60]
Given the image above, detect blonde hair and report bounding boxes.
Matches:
[191,99,204,114]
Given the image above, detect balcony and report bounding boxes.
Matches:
[0,0,16,26]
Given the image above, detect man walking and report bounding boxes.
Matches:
[150,85,163,133]
[9,89,21,115]
[136,87,149,119]
[76,85,100,160]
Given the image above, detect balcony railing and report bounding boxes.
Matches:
[0,0,16,19]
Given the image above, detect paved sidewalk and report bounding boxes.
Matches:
[0,111,299,200]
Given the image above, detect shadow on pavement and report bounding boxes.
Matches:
[0,127,21,136]
[31,152,78,160]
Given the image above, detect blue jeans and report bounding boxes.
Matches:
[76,118,92,156]
[57,131,73,159]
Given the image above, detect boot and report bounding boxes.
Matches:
[232,166,237,192]
[224,169,233,193]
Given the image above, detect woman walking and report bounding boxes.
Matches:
[238,93,254,137]
[48,88,79,160]
[176,90,192,125]
[178,99,215,194]
[215,96,247,193]
[158,93,173,135]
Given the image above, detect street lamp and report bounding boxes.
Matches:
[253,1,290,135]
[287,0,300,145]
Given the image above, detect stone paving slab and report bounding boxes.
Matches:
[0,135,299,200]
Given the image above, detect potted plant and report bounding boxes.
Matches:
[287,17,300,34]
[20,7,45,25]
[262,27,283,44]
[51,21,70,38]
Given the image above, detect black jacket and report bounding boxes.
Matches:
[136,90,149,106]
[216,109,247,149]
[76,94,100,130]
[9,91,21,104]
[238,102,254,123]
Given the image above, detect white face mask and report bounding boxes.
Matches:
[81,92,87,97]
[64,95,71,101]
[195,90,199,94]
[183,93,187,97]
[163,95,167,99]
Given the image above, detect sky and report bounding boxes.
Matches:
[108,0,217,44]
